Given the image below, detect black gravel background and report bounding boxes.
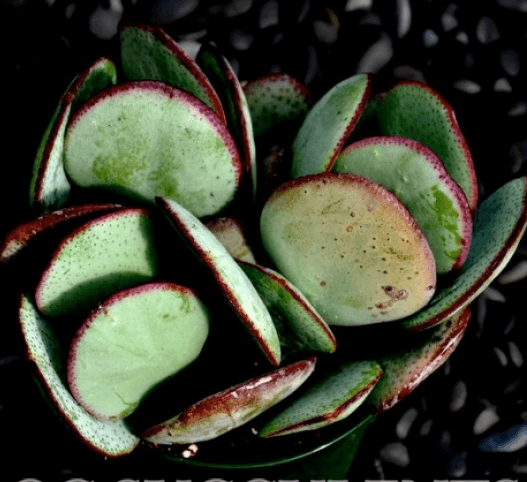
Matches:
[2,1,527,481]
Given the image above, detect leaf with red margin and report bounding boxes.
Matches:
[374,80,479,212]
[120,21,226,124]
[142,358,316,444]
[29,57,117,213]
[369,306,472,412]
[18,295,139,456]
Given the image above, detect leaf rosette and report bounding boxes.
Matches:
[3,21,527,467]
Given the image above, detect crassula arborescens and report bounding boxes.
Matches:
[4,21,527,465]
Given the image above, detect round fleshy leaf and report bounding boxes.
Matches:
[0,203,122,264]
[18,295,140,456]
[369,306,472,412]
[239,261,337,353]
[157,197,281,366]
[68,282,210,421]
[197,43,257,200]
[243,73,311,139]
[402,177,527,330]
[334,136,472,273]
[29,57,117,213]
[374,80,478,212]
[142,358,316,444]
[64,81,242,218]
[260,173,436,326]
[205,217,257,263]
[290,74,372,178]
[258,360,382,437]
[35,208,159,318]
[119,21,226,124]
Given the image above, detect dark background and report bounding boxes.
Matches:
[1,0,527,480]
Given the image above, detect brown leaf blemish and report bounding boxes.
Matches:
[383,285,408,300]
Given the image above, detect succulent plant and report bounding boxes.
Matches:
[4,20,527,470]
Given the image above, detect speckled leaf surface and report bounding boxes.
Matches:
[67,283,210,421]
[29,57,117,213]
[18,295,139,456]
[334,136,472,273]
[157,197,281,366]
[290,74,372,178]
[0,203,122,264]
[374,80,478,212]
[35,208,159,318]
[142,358,316,444]
[243,73,311,139]
[239,261,337,353]
[260,173,436,325]
[196,43,257,200]
[64,81,242,218]
[402,177,527,331]
[259,360,382,437]
[369,306,472,412]
[119,21,226,124]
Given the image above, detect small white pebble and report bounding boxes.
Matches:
[474,407,500,435]
[494,77,513,93]
[449,380,467,412]
[396,407,419,439]
[453,79,482,94]
[357,34,393,73]
[379,442,410,467]
[259,0,279,29]
[493,346,508,366]
[423,29,439,47]
[397,0,412,38]
[456,31,469,44]
[420,419,433,436]
[509,341,524,367]
[345,0,373,11]
[498,260,527,284]
[483,286,506,302]
[476,16,500,43]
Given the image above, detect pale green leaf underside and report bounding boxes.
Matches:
[64,82,240,218]
[69,283,210,421]
[36,209,159,318]
[19,295,139,456]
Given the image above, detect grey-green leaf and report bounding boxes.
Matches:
[374,80,478,211]
[259,360,382,437]
[334,136,472,274]
[196,43,257,200]
[29,57,117,213]
[119,21,226,123]
[239,261,337,353]
[158,197,281,366]
[402,177,527,330]
[290,74,372,178]
[243,72,311,139]
[369,306,472,412]
[64,81,242,218]
[142,358,315,444]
